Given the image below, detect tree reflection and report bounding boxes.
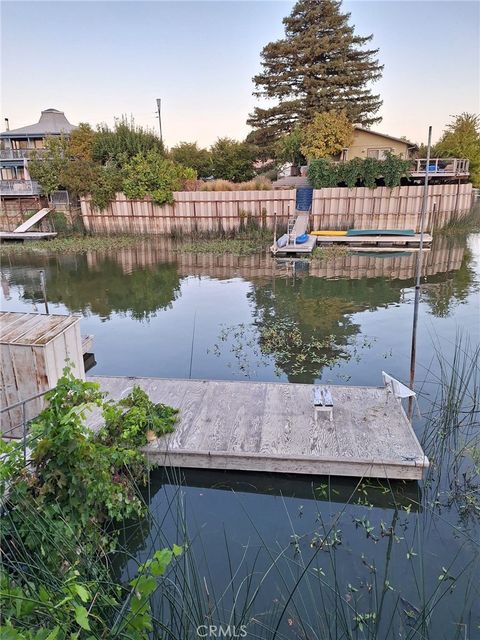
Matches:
[5,253,181,321]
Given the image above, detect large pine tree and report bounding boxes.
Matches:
[247,0,383,146]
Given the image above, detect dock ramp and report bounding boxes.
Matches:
[13,208,52,233]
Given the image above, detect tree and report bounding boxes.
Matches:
[169,142,211,177]
[247,0,383,147]
[435,113,480,187]
[92,116,165,166]
[68,123,96,161]
[122,150,196,205]
[28,136,69,195]
[209,138,256,182]
[300,111,354,160]
[275,127,305,167]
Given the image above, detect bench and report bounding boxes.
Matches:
[314,386,333,422]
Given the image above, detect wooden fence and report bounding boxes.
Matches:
[80,190,296,235]
[311,183,473,231]
[2,183,471,235]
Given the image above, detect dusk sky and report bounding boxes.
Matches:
[1,1,479,147]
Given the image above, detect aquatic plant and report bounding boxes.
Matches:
[177,225,272,256]
[98,384,178,448]
[311,245,350,260]
[209,320,376,379]
[0,234,149,256]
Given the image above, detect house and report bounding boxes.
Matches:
[341,126,417,161]
[0,109,76,198]
[274,125,469,187]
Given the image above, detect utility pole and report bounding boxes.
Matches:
[156,99,162,144]
[408,125,432,414]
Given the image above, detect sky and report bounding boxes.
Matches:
[1,1,479,147]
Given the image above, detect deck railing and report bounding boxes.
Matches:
[0,149,47,160]
[0,179,42,196]
[411,158,470,176]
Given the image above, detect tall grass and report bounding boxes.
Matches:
[200,177,273,191]
[2,337,479,639]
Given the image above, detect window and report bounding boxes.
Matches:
[367,148,393,160]
[1,167,15,180]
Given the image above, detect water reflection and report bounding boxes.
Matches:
[0,234,477,384]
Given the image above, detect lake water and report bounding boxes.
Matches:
[1,229,479,638]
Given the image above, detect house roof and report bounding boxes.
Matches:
[1,109,77,137]
[354,125,417,149]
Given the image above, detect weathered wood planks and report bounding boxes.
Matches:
[87,376,429,480]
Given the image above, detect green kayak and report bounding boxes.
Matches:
[347,229,415,237]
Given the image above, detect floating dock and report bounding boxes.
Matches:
[87,376,429,480]
[314,233,432,246]
[0,231,57,241]
[272,233,433,255]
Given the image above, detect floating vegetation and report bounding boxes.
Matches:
[310,244,350,260]
[177,237,268,256]
[0,234,149,255]
[208,319,376,378]
[177,227,272,256]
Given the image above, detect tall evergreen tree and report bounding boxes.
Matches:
[247,0,383,146]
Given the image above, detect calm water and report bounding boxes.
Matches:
[1,230,479,638]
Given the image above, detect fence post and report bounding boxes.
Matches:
[22,401,27,465]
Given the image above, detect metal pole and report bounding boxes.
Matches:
[409,126,432,413]
[273,211,278,255]
[39,270,49,314]
[22,401,27,465]
[156,98,163,144]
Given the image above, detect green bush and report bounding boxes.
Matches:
[92,116,165,166]
[382,152,411,188]
[0,369,182,639]
[308,158,338,188]
[308,155,411,189]
[122,151,196,205]
[209,137,256,182]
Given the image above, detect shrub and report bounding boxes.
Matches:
[308,155,410,189]
[382,152,411,188]
[361,157,381,188]
[239,176,272,190]
[308,158,338,188]
[209,137,256,182]
[169,141,211,177]
[200,177,272,191]
[92,116,165,166]
[122,151,197,205]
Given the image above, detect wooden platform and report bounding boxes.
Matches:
[314,233,432,247]
[0,231,57,241]
[271,234,317,255]
[271,233,432,255]
[87,376,429,480]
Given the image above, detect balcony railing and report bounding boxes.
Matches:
[0,149,47,160]
[410,158,470,177]
[0,180,42,196]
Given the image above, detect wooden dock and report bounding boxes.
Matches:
[313,233,433,247]
[0,231,57,241]
[271,233,433,255]
[271,234,317,255]
[87,376,429,480]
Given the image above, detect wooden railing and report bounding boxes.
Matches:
[411,158,470,176]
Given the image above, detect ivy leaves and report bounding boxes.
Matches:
[308,154,411,189]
